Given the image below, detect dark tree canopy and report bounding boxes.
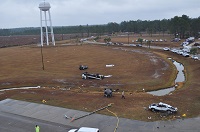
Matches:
[0,15,200,39]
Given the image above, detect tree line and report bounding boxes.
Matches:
[0,15,200,39]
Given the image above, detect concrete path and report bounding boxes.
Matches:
[0,99,199,132]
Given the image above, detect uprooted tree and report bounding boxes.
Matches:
[104,37,111,43]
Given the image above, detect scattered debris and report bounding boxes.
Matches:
[59,88,66,91]
[42,99,46,103]
[148,116,151,120]
[112,89,119,92]
[182,114,186,117]
[64,115,73,119]
[66,103,113,122]
[104,75,112,78]
[106,64,115,67]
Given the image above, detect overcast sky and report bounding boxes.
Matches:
[0,0,200,29]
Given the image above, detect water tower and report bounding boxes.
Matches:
[39,1,55,46]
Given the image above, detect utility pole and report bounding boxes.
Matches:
[40,45,45,70]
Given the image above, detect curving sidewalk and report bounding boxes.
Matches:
[0,99,199,132]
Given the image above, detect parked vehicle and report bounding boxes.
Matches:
[136,44,142,47]
[191,55,199,60]
[176,50,183,55]
[194,42,200,46]
[186,37,195,43]
[182,52,190,57]
[129,44,136,46]
[68,127,100,132]
[82,72,104,80]
[170,49,177,53]
[149,102,178,113]
[182,48,190,53]
[163,47,170,51]
[180,41,189,46]
[106,42,112,45]
[172,38,181,42]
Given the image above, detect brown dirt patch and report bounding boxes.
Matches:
[0,43,200,121]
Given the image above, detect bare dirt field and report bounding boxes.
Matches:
[0,37,200,121]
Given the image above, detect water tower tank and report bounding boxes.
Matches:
[39,2,51,11]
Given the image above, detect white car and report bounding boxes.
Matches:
[149,102,178,113]
[129,44,136,46]
[176,50,183,55]
[182,52,190,57]
[192,55,199,60]
[68,127,100,132]
[170,49,177,53]
[163,47,170,51]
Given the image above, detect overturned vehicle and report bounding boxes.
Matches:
[104,88,112,98]
[79,65,88,70]
[82,72,104,80]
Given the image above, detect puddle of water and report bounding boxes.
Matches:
[147,87,175,96]
[147,60,185,96]
[173,61,184,83]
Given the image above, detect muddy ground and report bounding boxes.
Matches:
[0,36,200,121]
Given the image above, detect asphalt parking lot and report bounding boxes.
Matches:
[0,99,200,132]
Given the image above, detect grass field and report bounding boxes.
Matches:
[0,35,200,121]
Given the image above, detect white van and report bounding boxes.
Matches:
[68,127,100,132]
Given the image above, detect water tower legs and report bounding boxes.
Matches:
[39,10,55,46]
[40,10,43,46]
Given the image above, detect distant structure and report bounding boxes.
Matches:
[39,1,55,46]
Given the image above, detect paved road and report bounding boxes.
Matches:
[85,41,200,60]
[0,111,71,132]
[0,99,200,132]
